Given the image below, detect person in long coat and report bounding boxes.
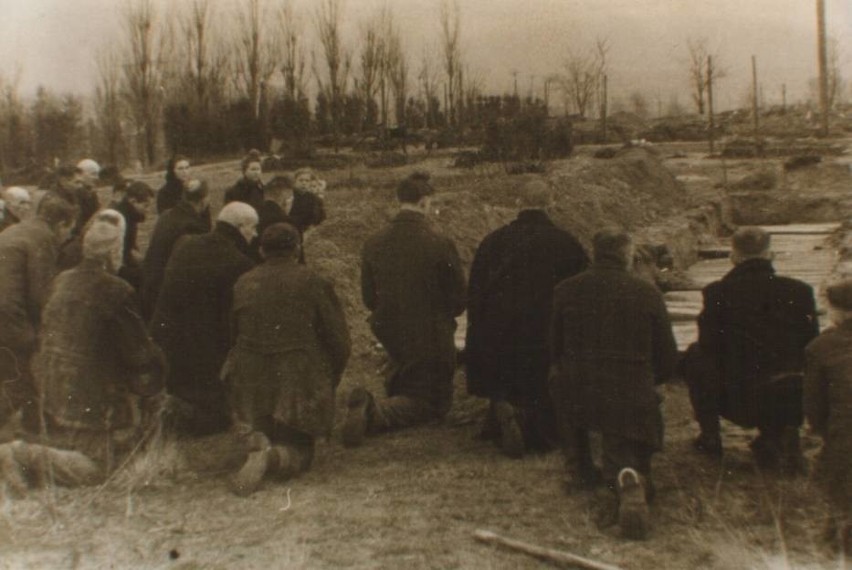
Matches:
[156,155,191,214]
[140,179,211,319]
[550,229,677,540]
[150,202,257,436]
[224,150,265,212]
[343,172,466,447]
[465,181,588,457]
[0,194,76,431]
[1,211,165,493]
[290,167,327,233]
[804,279,852,557]
[225,223,350,496]
[682,227,819,469]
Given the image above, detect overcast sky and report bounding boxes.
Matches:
[0,0,850,112]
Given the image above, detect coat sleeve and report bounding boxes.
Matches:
[803,341,829,437]
[650,289,678,384]
[697,283,723,356]
[360,247,377,312]
[795,284,820,349]
[466,238,492,327]
[439,239,467,318]
[26,238,58,323]
[549,289,565,366]
[315,278,351,385]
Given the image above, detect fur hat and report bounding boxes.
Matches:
[396,171,434,203]
[827,279,852,312]
[83,209,126,270]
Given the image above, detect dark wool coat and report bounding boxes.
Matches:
[140,200,211,319]
[465,209,589,403]
[361,210,466,408]
[33,259,163,431]
[225,256,351,437]
[550,261,678,449]
[224,177,265,212]
[804,320,852,514]
[0,208,20,233]
[150,223,254,425]
[288,190,326,233]
[697,258,819,425]
[156,179,183,214]
[254,199,309,264]
[0,219,60,353]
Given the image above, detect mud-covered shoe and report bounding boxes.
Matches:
[229,432,272,497]
[342,388,372,448]
[617,468,650,540]
[493,401,524,459]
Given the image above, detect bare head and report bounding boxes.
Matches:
[241,150,263,181]
[396,171,434,212]
[125,181,154,216]
[516,180,554,210]
[731,227,771,265]
[218,201,259,245]
[260,222,301,260]
[76,159,101,188]
[293,167,317,192]
[592,228,635,269]
[826,279,852,325]
[36,193,77,243]
[82,209,126,273]
[265,176,294,204]
[3,187,33,221]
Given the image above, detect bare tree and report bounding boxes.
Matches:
[357,8,388,130]
[629,90,650,119]
[233,0,281,128]
[687,39,709,115]
[418,47,441,128]
[560,48,600,118]
[386,28,408,126]
[314,0,350,150]
[122,0,168,165]
[439,0,462,126]
[280,1,307,101]
[179,0,229,110]
[827,36,846,109]
[0,68,26,171]
[95,47,126,165]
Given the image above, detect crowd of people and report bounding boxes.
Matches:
[0,154,848,551]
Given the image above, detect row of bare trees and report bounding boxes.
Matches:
[83,0,485,166]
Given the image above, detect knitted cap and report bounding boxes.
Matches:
[83,209,126,269]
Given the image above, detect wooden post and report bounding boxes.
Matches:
[752,55,759,135]
[601,74,608,142]
[707,55,715,154]
[816,0,830,136]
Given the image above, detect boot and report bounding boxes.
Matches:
[617,467,650,540]
[493,401,524,459]
[267,445,298,481]
[228,432,272,497]
[342,388,373,448]
[0,442,27,497]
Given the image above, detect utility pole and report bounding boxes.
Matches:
[707,55,715,154]
[816,0,830,136]
[601,74,608,142]
[752,55,759,135]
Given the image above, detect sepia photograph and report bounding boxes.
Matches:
[0,0,851,567]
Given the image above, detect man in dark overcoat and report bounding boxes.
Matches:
[225,223,350,496]
[804,279,852,557]
[465,181,588,457]
[150,202,257,436]
[343,172,466,447]
[1,211,165,492]
[0,194,76,431]
[682,227,819,470]
[140,179,211,319]
[550,229,677,540]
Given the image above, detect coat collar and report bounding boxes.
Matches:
[393,209,428,224]
[592,259,629,272]
[724,257,775,280]
[214,221,248,251]
[117,198,145,223]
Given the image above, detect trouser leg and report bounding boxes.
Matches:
[562,427,602,487]
[682,343,722,439]
[372,395,437,432]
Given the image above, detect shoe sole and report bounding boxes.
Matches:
[618,469,650,540]
[229,448,270,497]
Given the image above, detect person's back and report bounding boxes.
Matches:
[141,181,211,318]
[151,203,256,435]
